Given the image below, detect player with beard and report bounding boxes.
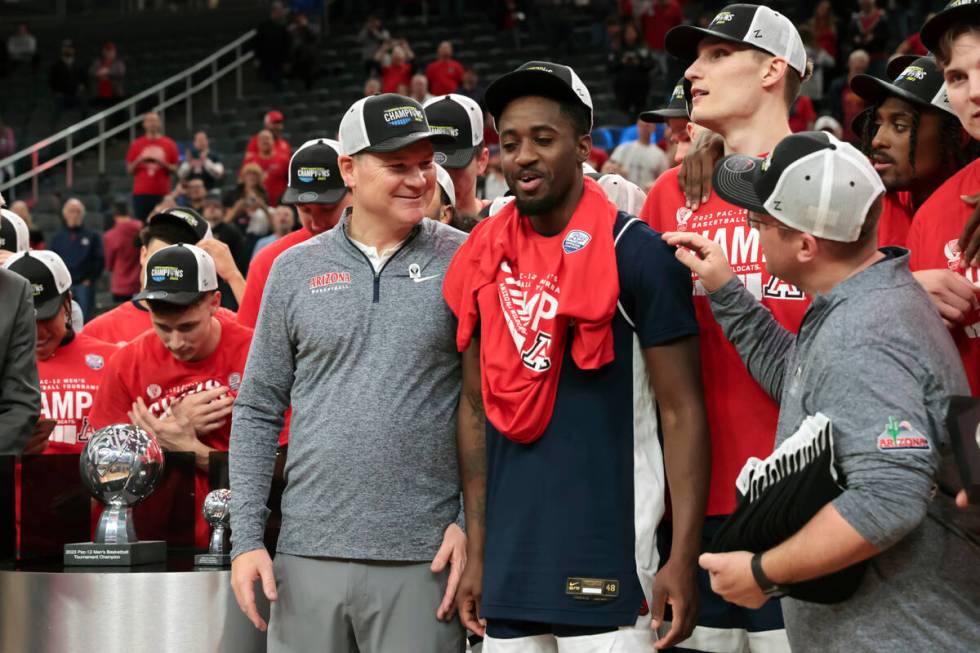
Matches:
[236,138,351,328]
[448,61,708,652]
[638,5,810,651]
[852,55,977,247]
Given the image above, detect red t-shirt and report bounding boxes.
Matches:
[426,59,465,96]
[642,0,683,51]
[242,150,290,205]
[38,333,120,454]
[907,160,980,395]
[381,62,413,93]
[641,166,810,516]
[237,228,314,328]
[84,300,237,346]
[789,96,817,133]
[878,191,914,248]
[246,135,292,159]
[88,312,254,546]
[126,135,179,196]
[102,220,143,296]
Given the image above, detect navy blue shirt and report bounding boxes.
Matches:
[50,226,104,285]
[481,216,698,627]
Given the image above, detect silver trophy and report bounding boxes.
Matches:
[195,489,232,566]
[64,424,167,566]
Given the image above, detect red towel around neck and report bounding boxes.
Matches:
[443,176,621,443]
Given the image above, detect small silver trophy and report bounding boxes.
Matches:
[64,424,167,566]
[195,488,232,567]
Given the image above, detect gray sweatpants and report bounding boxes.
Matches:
[268,554,465,653]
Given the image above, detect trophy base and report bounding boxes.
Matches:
[194,552,231,567]
[63,540,167,566]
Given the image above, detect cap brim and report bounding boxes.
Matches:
[850,74,934,113]
[485,70,590,123]
[712,154,769,214]
[921,7,980,52]
[362,130,454,154]
[664,25,743,63]
[639,108,688,123]
[133,289,207,306]
[434,146,476,169]
[34,293,66,321]
[280,186,348,205]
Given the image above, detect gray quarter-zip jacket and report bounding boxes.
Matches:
[230,213,466,561]
[709,249,979,652]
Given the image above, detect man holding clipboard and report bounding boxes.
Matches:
[664,131,979,651]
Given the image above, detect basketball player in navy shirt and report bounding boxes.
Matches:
[445,62,710,652]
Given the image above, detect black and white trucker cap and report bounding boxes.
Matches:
[3,250,73,320]
[484,61,594,129]
[713,131,885,243]
[339,93,453,156]
[0,208,30,254]
[134,243,219,306]
[665,4,807,77]
[423,94,486,168]
[281,138,348,205]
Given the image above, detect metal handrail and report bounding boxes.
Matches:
[0,28,257,200]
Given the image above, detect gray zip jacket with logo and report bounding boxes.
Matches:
[229,213,467,561]
[708,249,980,651]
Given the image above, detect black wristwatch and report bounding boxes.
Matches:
[751,552,787,598]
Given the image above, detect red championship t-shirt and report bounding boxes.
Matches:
[237,228,314,328]
[641,167,810,516]
[907,159,980,394]
[38,333,120,454]
[84,300,238,346]
[88,312,254,546]
[878,191,914,248]
[126,135,179,197]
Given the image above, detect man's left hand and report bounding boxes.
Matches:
[431,523,466,621]
[699,551,768,610]
[958,193,980,268]
[650,558,698,650]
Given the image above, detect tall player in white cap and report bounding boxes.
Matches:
[638,4,812,651]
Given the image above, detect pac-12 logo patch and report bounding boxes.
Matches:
[228,372,242,391]
[85,354,104,370]
[147,384,162,399]
[562,230,591,254]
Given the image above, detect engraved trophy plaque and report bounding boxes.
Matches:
[64,424,167,566]
[195,488,232,567]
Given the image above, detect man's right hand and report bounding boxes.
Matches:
[912,269,979,327]
[662,231,735,293]
[456,556,485,636]
[231,548,277,631]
